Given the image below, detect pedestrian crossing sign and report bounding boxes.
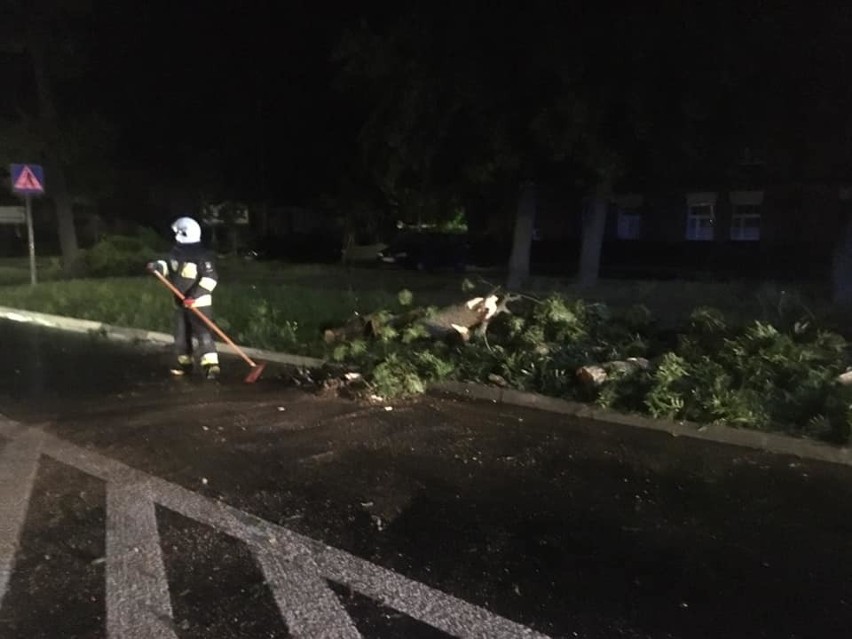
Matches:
[10,164,45,195]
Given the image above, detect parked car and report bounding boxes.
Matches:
[252,232,344,263]
[377,231,468,272]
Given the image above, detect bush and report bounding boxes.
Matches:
[83,232,165,277]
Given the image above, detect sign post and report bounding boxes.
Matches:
[25,196,36,285]
[9,164,46,286]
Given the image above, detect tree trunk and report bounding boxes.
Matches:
[228,223,239,256]
[340,210,356,265]
[506,182,536,290]
[257,202,269,240]
[29,36,80,275]
[341,229,357,265]
[577,195,608,289]
[833,211,852,306]
[46,160,80,274]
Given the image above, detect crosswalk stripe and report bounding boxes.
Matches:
[106,482,178,639]
[256,543,362,638]
[0,429,43,609]
[316,545,548,638]
[0,418,553,639]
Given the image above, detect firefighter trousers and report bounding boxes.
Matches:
[173,306,218,366]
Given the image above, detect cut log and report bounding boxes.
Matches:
[838,370,852,386]
[476,293,521,338]
[422,295,500,340]
[323,314,368,344]
[487,373,508,387]
[576,365,607,386]
[576,357,650,387]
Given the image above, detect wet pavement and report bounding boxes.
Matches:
[1,319,852,638]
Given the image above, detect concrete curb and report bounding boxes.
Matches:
[2,305,850,467]
[430,381,852,468]
[0,306,325,370]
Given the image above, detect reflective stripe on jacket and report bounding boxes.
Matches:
[153,243,218,307]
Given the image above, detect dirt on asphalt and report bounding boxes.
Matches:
[2,321,852,638]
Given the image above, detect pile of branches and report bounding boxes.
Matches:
[321,287,852,444]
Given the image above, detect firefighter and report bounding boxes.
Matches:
[147,217,220,379]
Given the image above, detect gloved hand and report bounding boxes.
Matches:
[182,297,196,308]
[145,262,156,272]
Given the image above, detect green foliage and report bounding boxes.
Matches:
[0,272,408,358]
[3,265,850,445]
[233,299,300,351]
[329,291,852,444]
[689,306,728,336]
[533,296,588,342]
[644,353,688,419]
[0,277,173,333]
[332,343,349,362]
[349,339,369,357]
[372,354,427,397]
[439,209,468,233]
[137,227,171,253]
[755,283,816,329]
[401,323,429,344]
[82,231,166,277]
[621,304,654,331]
[412,349,456,380]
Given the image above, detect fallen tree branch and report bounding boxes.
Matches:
[323,309,427,344]
[324,294,520,345]
[475,293,521,339]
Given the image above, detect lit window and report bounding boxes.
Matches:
[613,194,643,241]
[730,204,761,241]
[686,203,715,241]
[729,191,763,242]
[617,209,641,240]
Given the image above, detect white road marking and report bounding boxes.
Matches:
[106,481,177,639]
[0,416,552,638]
[0,427,43,608]
[256,543,361,638]
[317,548,546,638]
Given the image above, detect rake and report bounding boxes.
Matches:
[151,270,267,383]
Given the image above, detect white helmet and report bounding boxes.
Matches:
[171,217,201,244]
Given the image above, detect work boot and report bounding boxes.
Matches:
[170,355,193,377]
[200,352,220,380]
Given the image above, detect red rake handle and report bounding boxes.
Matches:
[151,269,258,368]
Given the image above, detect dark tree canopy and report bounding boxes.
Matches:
[1,1,850,272]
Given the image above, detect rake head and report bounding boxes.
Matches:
[243,362,267,384]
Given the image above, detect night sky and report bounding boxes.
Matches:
[86,0,366,202]
[4,1,852,216]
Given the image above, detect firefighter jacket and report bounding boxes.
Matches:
[151,243,218,307]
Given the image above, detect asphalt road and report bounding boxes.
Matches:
[1,319,852,638]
